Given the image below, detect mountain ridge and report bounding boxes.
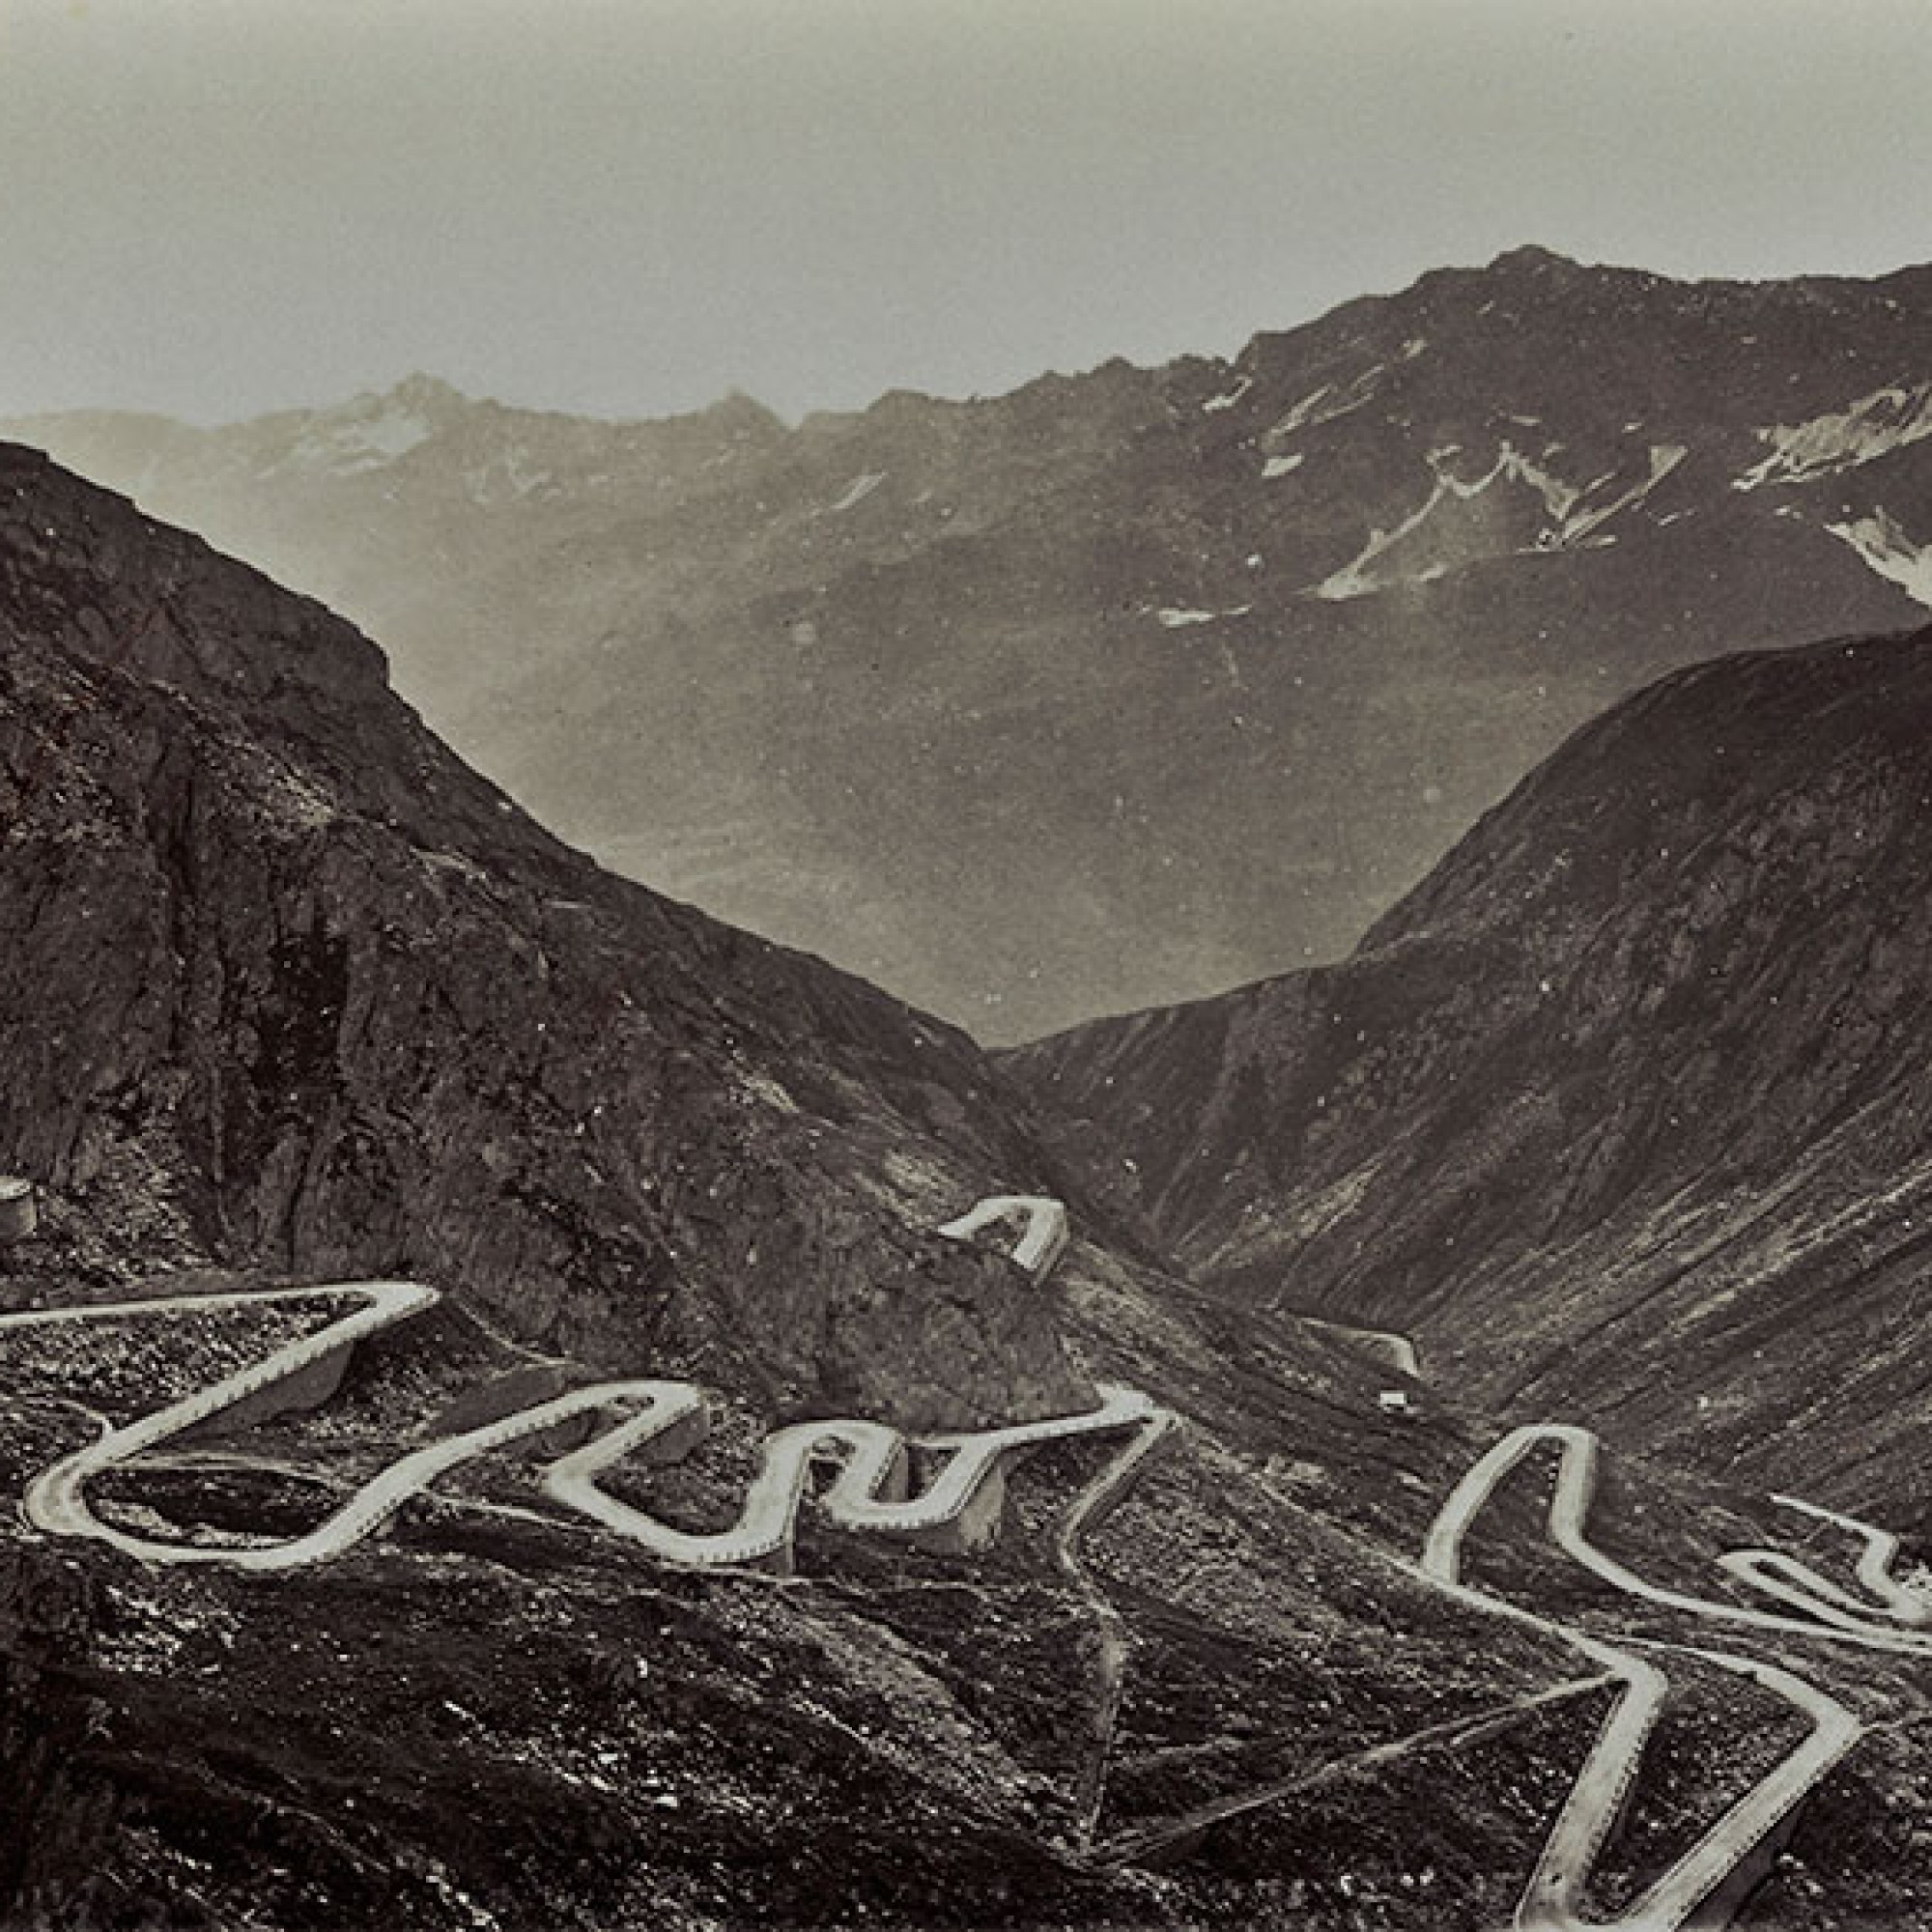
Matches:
[1005,621,1932,1516]
[0,439,1097,1431]
[0,438,1719,1932]
[14,246,1932,1037]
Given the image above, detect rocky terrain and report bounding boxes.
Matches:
[0,440,1091,1433]
[15,248,1932,1037]
[0,444,1687,1930]
[9,449,1932,1930]
[1010,625,1932,1525]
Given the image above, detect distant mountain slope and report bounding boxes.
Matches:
[1007,625,1932,1511]
[15,247,1932,1037]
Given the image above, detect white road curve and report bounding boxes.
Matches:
[1052,1402,1182,1845]
[547,1382,1165,1574]
[1508,1637,1858,1932]
[12,1199,1170,1577]
[1426,1423,1932,1657]
[1719,1494,1932,1634]
[1297,1316,1421,1379]
[937,1195,1070,1278]
[1422,1423,1882,1931]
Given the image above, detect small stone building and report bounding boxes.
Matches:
[0,1179,36,1244]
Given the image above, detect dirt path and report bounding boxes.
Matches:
[1047,1405,1179,1847]
[1098,1675,1615,1870]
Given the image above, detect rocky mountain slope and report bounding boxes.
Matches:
[0,439,1087,1432]
[16,247,1932,1037]
[7,449,1932,1929]
[1009,624,1932,1520]
[0,443,1660,1931]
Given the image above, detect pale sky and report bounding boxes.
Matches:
[3,0,1931,425]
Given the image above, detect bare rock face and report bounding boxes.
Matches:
[0,443,1087,1430]
[1011,627,1932,1502]
[34,449,1932,1932]
[14,445,1932,1932]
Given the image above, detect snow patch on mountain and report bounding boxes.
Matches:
[1316,441,1566,598]
[1560,444,1687,543]
[1497,446,1582,521]
[1315,469,1470,601]
[1314,440,1689,600]
[464,444,555,504]
[270,397,436,478]
[1263,452,1305,479]
[1827,508,1932,610]
[1734,383,1932,490]
[1203,376,1254,413]
[1271,362,1387,440]
[1157,605,1251,629]
[831,471,887,513]
[349,407,434,461]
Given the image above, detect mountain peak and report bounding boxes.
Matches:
[377,372,469,413]
[1485,242,1593,279]
[696,385,787,438]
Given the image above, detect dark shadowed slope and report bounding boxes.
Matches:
[16,250,1932,1036]
[1009,626,1932,1511]
[0,440,1094,1431]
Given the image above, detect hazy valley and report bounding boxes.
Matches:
[16,248,1932,1038]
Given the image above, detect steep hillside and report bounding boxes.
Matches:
[1009,626,1932,1517]
[0,441,1605,1931]
[16,249,1932,1037]
[0,440,1087,1431]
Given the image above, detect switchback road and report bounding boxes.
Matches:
[14,1200,1173,1579]
[1421,1422,1896,1930]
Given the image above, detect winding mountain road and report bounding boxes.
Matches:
[1719,1493,1932,1636]
[1427,1423,1932,1658]
[546,1380,1164,1575]
[11,1200,1173,1581]
[937,1194,1070,1278]
[14,1217,1895,1924]
[1420,1421,1900,1930]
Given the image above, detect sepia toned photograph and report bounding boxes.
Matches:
[4,2,1932,1926]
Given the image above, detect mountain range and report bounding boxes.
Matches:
[11,245,1932,1930]
[1010,624,1932,1517]
[15,245,1932,1038]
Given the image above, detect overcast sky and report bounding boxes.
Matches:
[4,0,1931,425]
